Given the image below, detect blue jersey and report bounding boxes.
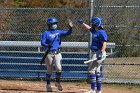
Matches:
[41,29,72,51]
[90,28,107,50]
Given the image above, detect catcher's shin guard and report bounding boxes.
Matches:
[96,73,102,92]
[90,74,96,91]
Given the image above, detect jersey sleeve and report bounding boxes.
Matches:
[41,31,48,47]
[100,30,107,42]
[59,28,72,36]
[90,28,96,33]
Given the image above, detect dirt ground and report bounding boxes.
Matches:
[0,80,140,93]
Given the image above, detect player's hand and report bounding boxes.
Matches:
[77,18,84,24]
[48,45,52,49]
[97,51,103,60]
[97,51,106,64]
[68,19,73,28]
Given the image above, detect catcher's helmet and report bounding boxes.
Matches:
[47,17,58,25]
[91,17,103,27]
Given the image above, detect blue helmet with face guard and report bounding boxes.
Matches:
[91,17,103,27]
[47,17,58,30]
[47,17,58,25]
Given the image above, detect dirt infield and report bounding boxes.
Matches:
[0,80,140,93]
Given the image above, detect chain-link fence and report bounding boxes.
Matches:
[91,0,140,83]
[0,0,140,84]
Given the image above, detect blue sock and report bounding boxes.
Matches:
[46,73,51,84]
[90,74,96,91]
[56,72,61,83]
[96,74,102,91]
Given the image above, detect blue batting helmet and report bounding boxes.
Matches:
[47,17,58,25]
[91,17,103,27]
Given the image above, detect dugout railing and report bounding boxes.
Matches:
[0,41,115,80]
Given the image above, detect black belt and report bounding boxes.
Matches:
[48,49,61,54]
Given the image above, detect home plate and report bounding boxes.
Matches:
[79,89,88,92]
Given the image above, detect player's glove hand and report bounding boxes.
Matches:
[68,19,73,28]
[77,18,84,24]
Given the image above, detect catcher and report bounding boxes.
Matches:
[78,17,107,93]
[41,17,73,92]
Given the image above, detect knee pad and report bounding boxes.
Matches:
[96,73,102,82]
[90,74,96,82]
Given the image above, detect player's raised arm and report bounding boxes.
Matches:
[77,18,91,30]
[66,19,73,35]
[60,19,73,36]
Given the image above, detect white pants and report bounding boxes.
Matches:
[45,52,62,74]
[88,50,106,74]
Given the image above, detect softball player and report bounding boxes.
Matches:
[78,17,107,93]
[41,17,73,92]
